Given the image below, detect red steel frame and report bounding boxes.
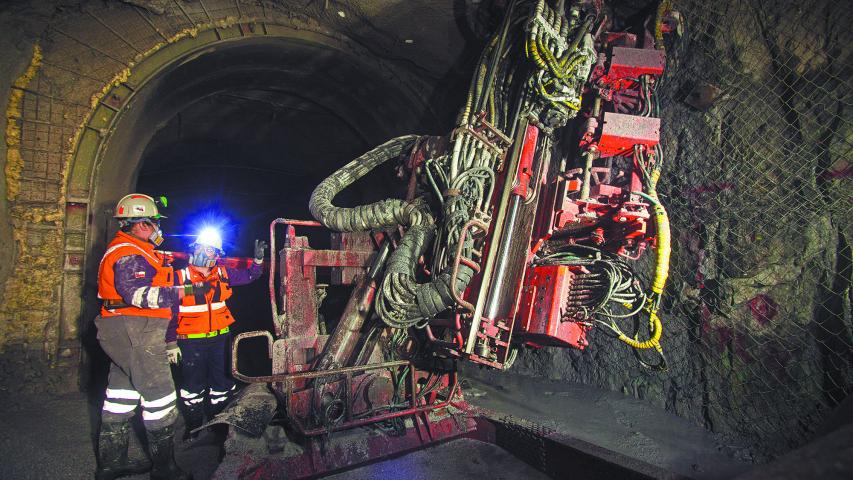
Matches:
[234,218,465,436]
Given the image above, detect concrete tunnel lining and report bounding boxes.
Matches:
[0,2,468,394]
[74,29,441,385]
[94,34,433,218]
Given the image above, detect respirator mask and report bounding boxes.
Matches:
[148,224,164,246]
[189,245,220,268]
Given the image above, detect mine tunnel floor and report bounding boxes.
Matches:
[325,437,551,480]
[0,371,752,479]
[461,370,752,480]
[0,390,221,480]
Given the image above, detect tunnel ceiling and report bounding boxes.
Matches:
[131,34,440,221]
[139,88,360,178]
[136,38,399,179]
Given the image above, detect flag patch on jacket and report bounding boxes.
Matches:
[134,271,146,278]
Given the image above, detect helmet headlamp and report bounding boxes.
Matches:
[188,227,224,267]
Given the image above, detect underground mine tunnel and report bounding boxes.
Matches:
[0,0,851,479]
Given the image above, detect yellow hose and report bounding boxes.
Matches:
[488,89,496,124]
[562,97,582,111]
[535,36,586,81]
[537,81,581,112]
[537,37,563,77]
[559,51,583,73]
[646,193,671,294]
[651,168,662,188]
[617,308,662,349]
[655,0,671,50]
[527,37,548,70]
[614,190,670,351]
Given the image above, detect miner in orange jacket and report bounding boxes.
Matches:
[168,227,265,440]
[95,194,203,480]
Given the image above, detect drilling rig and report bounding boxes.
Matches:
[218,1,679,476]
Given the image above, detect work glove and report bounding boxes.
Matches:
[166,344,181,364]
[254,239,268,264]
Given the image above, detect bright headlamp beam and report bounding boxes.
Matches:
[194,226,223,251]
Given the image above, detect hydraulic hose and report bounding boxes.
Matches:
[617,309,662,349]
[636,191,671,295]
[376,224,476,329]
[310,134,477,328]
[601,190,669,351]
[595,189,670,354]
[655,0,671,50]
[309,135,433,232]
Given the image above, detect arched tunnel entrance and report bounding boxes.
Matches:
[78,30,443,385]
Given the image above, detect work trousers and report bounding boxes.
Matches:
[95,314,178,431]
[178,332,235,418]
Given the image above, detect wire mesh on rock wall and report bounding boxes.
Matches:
[660,0,853,460]
[518,0,852,462]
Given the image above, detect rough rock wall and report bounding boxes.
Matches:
[514,0,852,462]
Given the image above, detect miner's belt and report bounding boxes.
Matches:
[179,302,227,313]
[177,326,230,339]
[103,299,130,309]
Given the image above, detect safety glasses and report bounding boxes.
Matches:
[195,245,219,257]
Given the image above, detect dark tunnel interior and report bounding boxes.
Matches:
[127,38,440,376]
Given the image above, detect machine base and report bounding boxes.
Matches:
[213,404,474,479]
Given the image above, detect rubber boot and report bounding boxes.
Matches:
[205,397,231,442]
[95,421,152,480]
[182,404,204,442]
[147,425,191,480]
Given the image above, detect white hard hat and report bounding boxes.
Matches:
[114,194,166,220]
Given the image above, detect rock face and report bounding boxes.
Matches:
[514,0,852,462]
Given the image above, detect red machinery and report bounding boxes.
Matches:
[225,1,676,477]
[517,21,670,351]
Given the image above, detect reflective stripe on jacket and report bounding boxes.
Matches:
[98,231,173,318]
[175,265,234,335]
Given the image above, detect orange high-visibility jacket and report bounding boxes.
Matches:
[98,231,173,318]
[174,265,234,335]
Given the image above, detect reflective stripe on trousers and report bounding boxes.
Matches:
[141,391,178,421]
[209,385,236,405]
[95,314,178,430]
[180,388,206,406]
[103,387,141,413]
